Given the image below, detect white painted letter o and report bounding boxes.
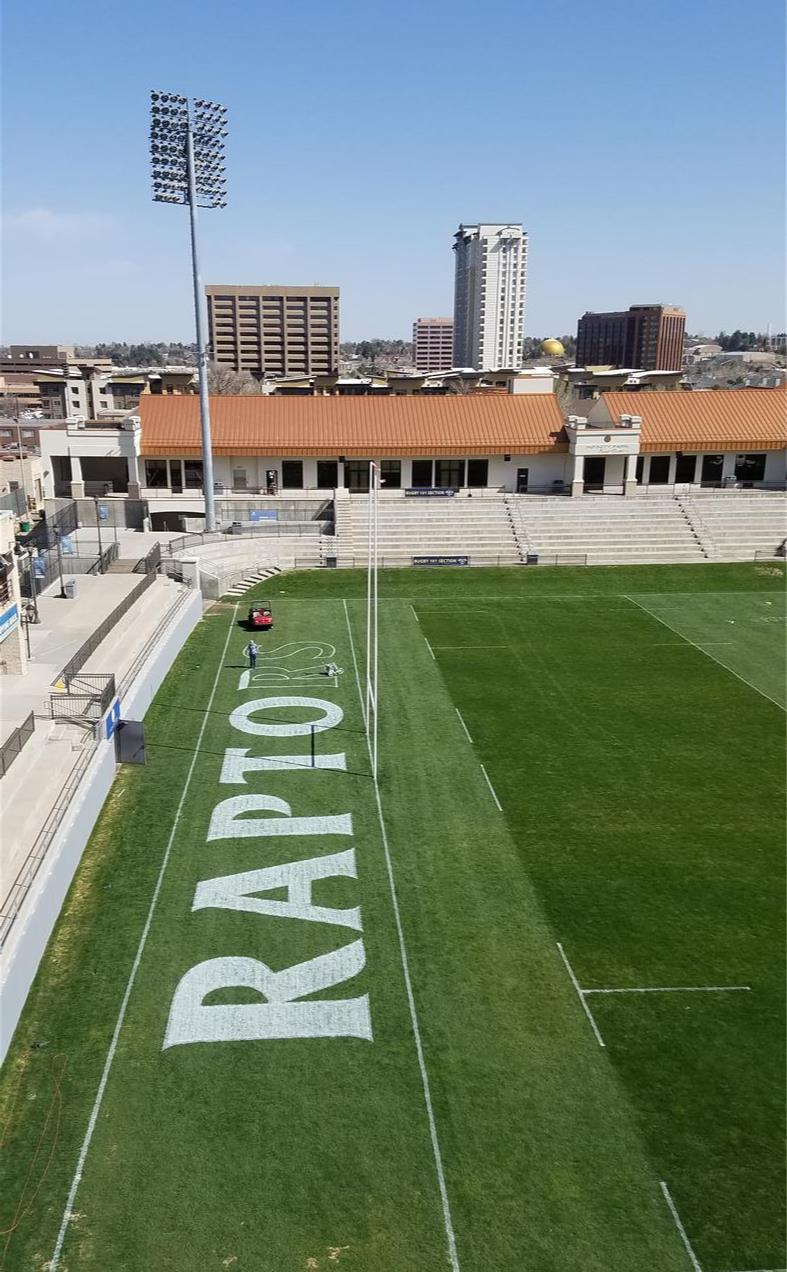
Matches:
[229,696,343,737]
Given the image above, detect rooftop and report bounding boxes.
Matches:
[139,393,566,458]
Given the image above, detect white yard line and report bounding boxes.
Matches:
[455,707,473,745]
[660,1181,703,1272]
[50,604,239,1272]
[409,603,420,624]
[423,635,436,660]
[433,644,509,650]
[555,942,606,1048]
[342,599,461,1272]
[624,594,785,712]
[479,763,503,812]
[584,985,751,995]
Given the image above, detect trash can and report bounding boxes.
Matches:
[64,579,77,599]
[526,552,539,566]
[20,519,31,533]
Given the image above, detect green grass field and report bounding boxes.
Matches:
[1,562,784,1272]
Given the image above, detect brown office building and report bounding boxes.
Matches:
[413,317,454,373]
[576,304,686,371]
[206,285,340,378]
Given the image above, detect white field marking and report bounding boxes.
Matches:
[342,599,461,1272]
[555,943,606,1048]
[432,645,509,650]
[624,594,786,712]
[584,985,751,995]
[455,707,473,744]
[479,764,503,812]
[381,590,783,604]
[409,604,419,623]
[423,636,436,661]
[660,1180,702,1272]
[49,604,239,1272]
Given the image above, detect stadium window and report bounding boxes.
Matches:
[635,456,644,483]
[317,460,338,488]
[701,454,724,485]
[467,459,488,487]
[380,459,401,489]
[675,454,697,483]
[649,455,670,484]
[345,460,370,493]
[282,460,303,489]
[435,458,465,488]
[184,460,203,489]
[411,459,433,487]
[734,452,766,483]
[144,459,168,487]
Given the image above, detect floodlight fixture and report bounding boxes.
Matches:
[149,89,228,531]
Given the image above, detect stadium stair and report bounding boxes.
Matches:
[339,494,522,566]
[508,494,709,565]
[680,492,786,560]
[224,565,282,597]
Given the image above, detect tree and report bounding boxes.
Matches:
[207,362,265,394]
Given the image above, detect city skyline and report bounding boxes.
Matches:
[1,0,784,344]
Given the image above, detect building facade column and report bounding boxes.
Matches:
[624,451,638,496]
[570,453,584,496]
[69,454,85,499]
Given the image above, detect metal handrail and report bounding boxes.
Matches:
[57,572,156,685]
[0,711,35,779]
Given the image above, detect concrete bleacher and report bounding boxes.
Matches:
[337,493,522,565]
[681,492,786,561]
[512,494,708,565]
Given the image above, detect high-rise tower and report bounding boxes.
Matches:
[452,223,527,370]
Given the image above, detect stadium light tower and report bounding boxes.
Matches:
[149,91,227,532]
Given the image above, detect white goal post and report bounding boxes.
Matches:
[365,460,380,779]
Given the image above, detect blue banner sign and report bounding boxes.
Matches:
[0,603,19,644]
[249,509,279,522]
[98,503,110,521]
[105,698,122,739]
[405,488,457,497]
[412,555,469,567]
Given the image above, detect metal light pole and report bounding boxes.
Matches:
[149,91,227,532]
[94,497,104,570]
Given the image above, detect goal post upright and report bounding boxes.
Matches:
[365,460,380,780]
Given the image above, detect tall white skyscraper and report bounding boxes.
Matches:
[452,223,528,370]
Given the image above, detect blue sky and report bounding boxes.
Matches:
[2,0,784,343]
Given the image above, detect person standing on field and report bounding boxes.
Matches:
[244,639,259,669]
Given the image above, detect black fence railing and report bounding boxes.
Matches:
[0,489,25,517]
[0,711,35,778]
[88,542,120,574]
[57,571,156,685]
[20,501,78,552]
[133,541,161,574]
[50,674,116,722]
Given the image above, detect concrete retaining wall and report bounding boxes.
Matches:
[0,587,202,1063]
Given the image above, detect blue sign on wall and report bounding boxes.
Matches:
[105,697,121,739]
[249,509,279,522]
[405,488,457,497]
[0,603,19,644]
[412,555,469,567]
[98,503,110,521]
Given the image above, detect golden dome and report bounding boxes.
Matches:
[541,338,565,357]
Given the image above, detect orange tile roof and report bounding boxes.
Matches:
[139,393,568,458]
[603,388,786,453]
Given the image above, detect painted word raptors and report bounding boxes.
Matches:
[163,693,372,1048]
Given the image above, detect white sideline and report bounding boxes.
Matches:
[49,604,239,1271]
[556,942,606,1048]
[584,985,751,995]
[409,603,420,624]
[480,764,503,812]
[660,1180,702,1272]
[455,707,473,745]
[624,594,786,712]
[342,599,461,1272]
[423,635,436,660]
